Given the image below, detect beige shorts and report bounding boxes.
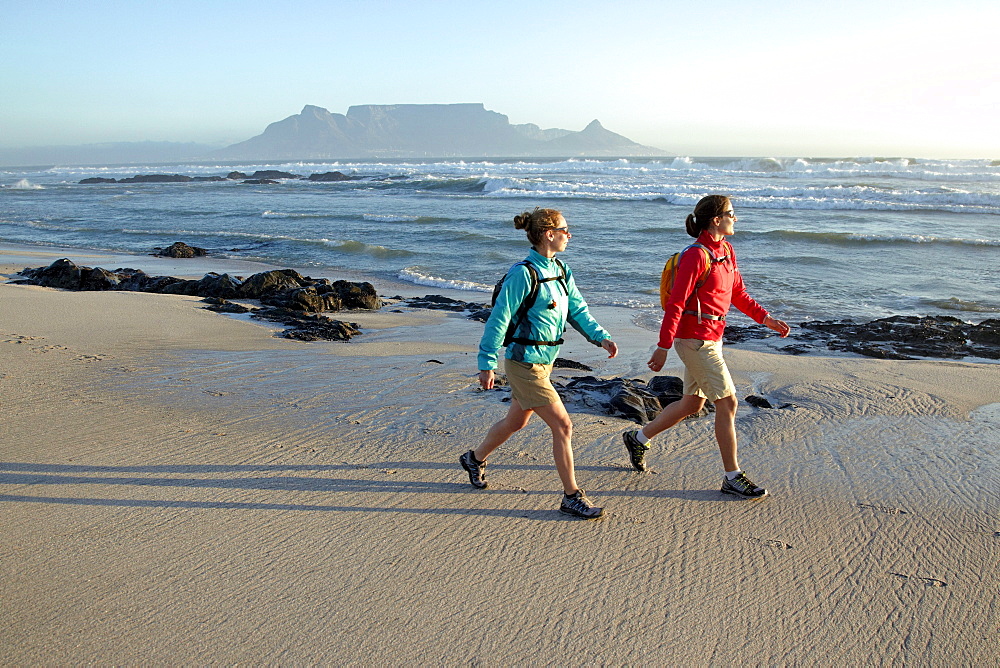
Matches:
[673,338,736,402]
[503,359,560,409]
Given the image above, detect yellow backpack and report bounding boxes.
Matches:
[659,243,722,311]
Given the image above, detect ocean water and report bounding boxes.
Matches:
[2,157,999,332]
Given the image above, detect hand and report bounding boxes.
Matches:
[478,369,495,390]
[647,347,668,372]
[764,315,791,338]
[601,339,619,358]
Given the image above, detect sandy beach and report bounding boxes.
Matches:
[1,244,998,665]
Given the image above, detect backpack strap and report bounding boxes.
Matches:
[504,258,566,347]
[685,243,729,324]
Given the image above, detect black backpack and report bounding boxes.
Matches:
[491,258,568,346]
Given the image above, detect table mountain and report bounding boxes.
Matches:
[213,104,665,160]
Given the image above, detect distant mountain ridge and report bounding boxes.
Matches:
[0,104,667,167]
[213,104,665,159]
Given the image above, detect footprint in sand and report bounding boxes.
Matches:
[3,334,44,344]
[858,503,908,515]
[748,536,792,550]
[31,344,70,353]
[889,572,947,587]
[74,353,111,362]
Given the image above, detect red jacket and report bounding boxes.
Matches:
[658,231,769,349]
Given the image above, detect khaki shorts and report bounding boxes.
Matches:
[504,359,560,409]
[673,338,735,402]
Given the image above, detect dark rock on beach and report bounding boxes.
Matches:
[723,324,775,344]
[251,307,361,342]
[262,285,343,313]
[193,273,243,299]
[402,295,495,322]
[332,280,380,310]
[553,358,592,371]
[745,395,794,410]
[79,177,117,184]
[745,395,773,409]
[554,374,710,425]
[201,297,252,314]
[238,269,310,299]
[406,294,483,312]
[724,315,1000,360]
[16,259,380,342]
[155,241,208,258]
[797,315,1000,360]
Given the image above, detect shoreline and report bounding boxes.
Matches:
[6,240,999,366]
[2,242,998,663]
[0,240,452,298]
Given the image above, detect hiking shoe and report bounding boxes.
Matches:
[459,450,488,489]
[560,489,603,519]
[721,472,768,499]
[622,429,649,472]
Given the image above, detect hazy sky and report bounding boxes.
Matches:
[3,0,998,158]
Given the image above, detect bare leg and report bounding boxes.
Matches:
[531,401,578,494]
[474,399,532,462]
[713,394,739,472]
[640,394,707,440]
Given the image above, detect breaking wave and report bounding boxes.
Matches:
[398,267,491,293]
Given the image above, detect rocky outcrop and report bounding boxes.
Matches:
[248,306,361,342]
[15,259,381,342]
[794,316,1000,360]
[155,241,208,258]
[307,171,355,182]
[249,170,300,180]
[551,375,711,425]
[118,174,192,183]
[236,269,309,299]
[726,317,1000,360]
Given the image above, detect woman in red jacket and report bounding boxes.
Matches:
[623,195,790,498]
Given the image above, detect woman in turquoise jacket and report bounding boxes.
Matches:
[460,208,618,519]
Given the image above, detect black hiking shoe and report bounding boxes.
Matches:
[459,450,488,489]
[560,489,603,519]
[721,472,768,499]
[622,429,649,472]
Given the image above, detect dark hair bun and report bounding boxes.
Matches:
[685,213,699,238]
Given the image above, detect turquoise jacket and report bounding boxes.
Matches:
[478,249,611,371]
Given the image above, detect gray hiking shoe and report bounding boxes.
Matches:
[459,449,488,489]
[721,472,768,499]
[623,429,649,472]
[560,489,603,519]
